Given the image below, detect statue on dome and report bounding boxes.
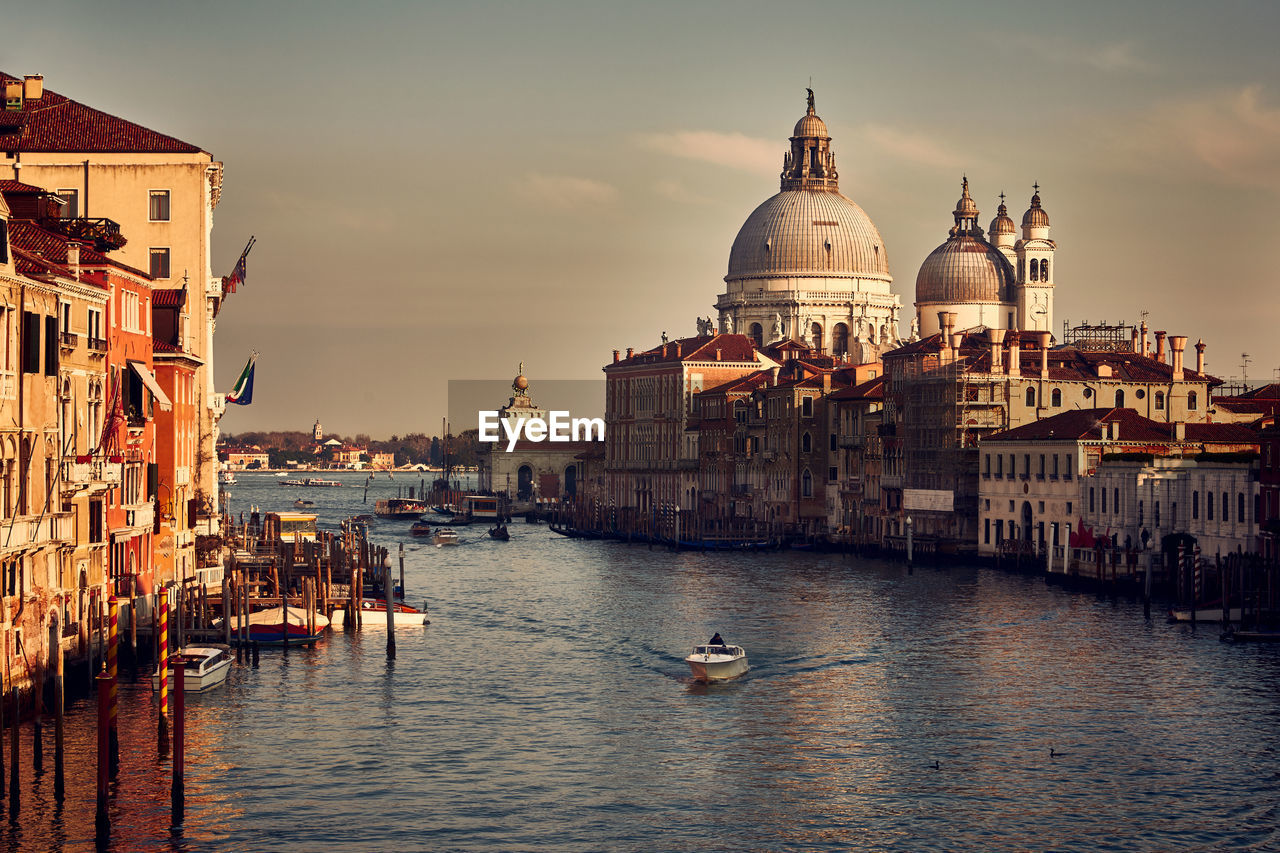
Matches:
[909,315,920,342]
[661,331,669,345]
[806,88,815,112]
[722,314,734,334]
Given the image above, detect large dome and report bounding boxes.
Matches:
[915,237,1015,305]
[727,190,891,281]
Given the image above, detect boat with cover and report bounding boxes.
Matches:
[684,633,749,682]
[434,528,460,546]
[151,645,233,693]
[226,606,329,645]
[330,599,429,628]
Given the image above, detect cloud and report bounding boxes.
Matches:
[515,173,619,210]
[638,130,779,175]
[653,178,717,206]
[859,124,964,171]
[987,33,1156,74]
[1109,85,1280,191]
[1084,41,1153,73]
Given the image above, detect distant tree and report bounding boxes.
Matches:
[429,437,442,467]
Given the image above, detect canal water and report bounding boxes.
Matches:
[5,471,1279,851]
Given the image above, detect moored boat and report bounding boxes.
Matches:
[331,599,430,628]
[410,520,433,536]
[375,498,428,519]
[434,528,460,546]
[684,633,749,682]
[294,498,315,509]
[1168,606,1243,623]
[220,470,237,485]
[151,645,233,693]
[226,606,329,646]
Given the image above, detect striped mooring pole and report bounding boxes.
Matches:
[108,595,120,774]
[157,587,169,757]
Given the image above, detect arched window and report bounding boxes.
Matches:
[1115,389,1125,408]
[1030,259,1039,280]
[810,322,823,352]
[749,323,763,348]
[1155,391,1165,410]
[1051,388,1061,407]
[801,470,813,498]
[832,323,849,357]
[801,432,812,453]
[1188,391,1198,410]
[1026,387,1036,407]
[1041,259,1050,281]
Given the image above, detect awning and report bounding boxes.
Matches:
[129,361,172,412]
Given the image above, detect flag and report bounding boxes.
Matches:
[226,352,258,405]
[223,253,246,294]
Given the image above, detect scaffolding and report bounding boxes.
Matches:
[1061,319,1136,352]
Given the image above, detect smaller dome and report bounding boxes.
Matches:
[915,237,1016,305]
[989,196,1016,235]
[1022,188,1050,228]
[513,374,528,392]
[793,112,828,138]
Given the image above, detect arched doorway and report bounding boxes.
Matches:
[810,323,823,352]
[1021,501,1033,542]
[749,323,763,347]
[517,466,533,500]
[832,323,848,358]
[564,465,577,498]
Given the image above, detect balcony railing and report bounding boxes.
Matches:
[59,331,78,348]
[87,337,108,354]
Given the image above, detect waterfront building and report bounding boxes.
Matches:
[221,446,270,470]
[151,319,200,588]
[829,372,886,546]
[1,71,230,545]
[978,407,1258,559]
[915,180,1055,337]
[602,334,775,538]
[716,91,903,360]
[477,368,592,503]
[881,322,1221,552]
[1078,454,1260,567]
[1260,424,1280,565]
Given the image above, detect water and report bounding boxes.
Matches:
[6,471,1280,851]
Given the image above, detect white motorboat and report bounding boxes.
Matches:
[330,599,430,628]
[434,528,460,547]
[1167,606,1243,623]
[151,645,233,693]
[220,470,237,485]
[685,633,749,682]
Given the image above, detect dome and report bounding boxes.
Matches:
[915,237,1015,305]
[989,198,1016,235]
[1022,189,1050,228]
[954,177,979,219]
[727,190,891,281]
[793,112,828,138]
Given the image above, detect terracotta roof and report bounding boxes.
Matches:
[698,371,773,396]
[607,333,760,368]
[0,179,48,194]
[152,340,183,354]
[152,288,186,308]
[5,219,146,279]
[829,375,885,401]
[0,72,204,153]
[984,407,1258,446]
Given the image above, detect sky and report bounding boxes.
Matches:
[3,0,1278,436]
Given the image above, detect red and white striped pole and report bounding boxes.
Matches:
[157,587,169,757]
[95,672,111,842]
[107,594,119,775]
[172,659,185,822]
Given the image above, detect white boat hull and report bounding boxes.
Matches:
[685,653,749,682]
[330,607,429,628]
[151,647,233,693]
[1168,607,1243,623]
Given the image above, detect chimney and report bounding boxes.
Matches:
[661,344,668,358]
[1169,335,1187,381]
[950,332,963,354]
[23,75,43,101]
[1154,330,1166,363]
[66,240,81,281]
[1109,421,1121,441]
[675,342,682,358]
[1140,321,1150,357]
[1007,333,1021,375]
[987,326,1003,372]
[1038,331,1051,379]
[770,366,780,386]
[1131,327,1139,352]
[822,372,831,393]
[1194,339,1206,374]
[1173,421,1186,441]
[2,79,22,109]
[626,347,634,359]
[715,348,722,361]
[937,311,949,339]
[612,349,620,363]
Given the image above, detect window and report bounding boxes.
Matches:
[996,454,1003,477]
[801,470,812,498]
[1051,388,1061,407]
[1188,391,1198,411]
[1041,259,1050,281]
[828,467,837,482]
[1207,491,1213,520]
[1090,488,1095,512]
[149,248,171,280]
[829,433,836,452]
[1155,501,1160,528]
[149,190,171,221]
[1115,389,1125,408]
[801,432,811,453]
[1239,493,1245,522]
[44,316,57,376]
[1053,454,1060,478]
[801,397,813,418]
[984,454,991,477]
[1102,488,1107,513]
[21,311,40,374]
[1026,387,1036,407]
[1031,259,1039,280]
[0,218,8,264]
[56,188,79,219]
[1222,492,1229,522]
[1155,391,1165,410]
[1066,501,1073,515]
[88,307,103,347]
[1038,454,1045,478]
[1023,454,1031,479]
[1193,490,1199,519]
[984,518,990,545]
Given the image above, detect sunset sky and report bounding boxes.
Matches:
[5,0,1278,435]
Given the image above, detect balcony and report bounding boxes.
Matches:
[124,502,154,530]
[39,216,127,252]
[59,331,78,349]
[1,512,74,550]
[87,337,108,355]
[61,457,123,487]
[839,435,865,449]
